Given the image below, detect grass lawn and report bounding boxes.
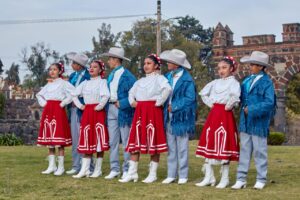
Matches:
[0,141,300,200]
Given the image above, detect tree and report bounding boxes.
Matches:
[89,23,121,59]
[174,15,213,44]
[21,42,62,88]
[286,73,300,115]
[5,63,20,85]
[0,59,4,75]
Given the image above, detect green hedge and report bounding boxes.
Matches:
[268,132,285,145]
[0,134,24,146]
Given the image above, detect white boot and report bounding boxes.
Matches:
[90,158,103,178]
[42,155,57,174]
[72,158,91,178]
[54,156,65,176]
[231,180,247,189]
[216,165,229,189]
[142,161,158,183]
[195,164,216,187]
[119,160,138,183]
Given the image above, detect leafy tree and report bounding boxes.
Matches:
[21,42,63,88]
[0,59,4,75]
[174,15,213,44]
[5,63,20,85]
[89,23,121,59]
[286,73,300,114]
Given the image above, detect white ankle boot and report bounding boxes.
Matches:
[73,158,91,178]
[195,164,216,187]
[142,161,158,183]
[90,158,103,178]
[216,165,229,189]
[119,160,138,183]
[54,156,65,176]
[42,155,57,174]
[232,180,247,189]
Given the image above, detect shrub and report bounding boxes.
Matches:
[0,133,24,146]
[268,132,285,145]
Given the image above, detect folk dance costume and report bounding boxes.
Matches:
[37,78,74,146]
[72,76,110,178]
[66,53,91,175]
[160,49,197,185]
[100,47,137,180]
[36,77,75,175]
[123,72,171,183]
[196,76,241,188]
[232,51,276,190]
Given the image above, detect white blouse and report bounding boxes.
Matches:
[200,76,241,110]
[109,66,124,102]
[129,72,172,106]
[36,78,75,108]
[72,76,110,111]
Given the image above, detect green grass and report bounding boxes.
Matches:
[0,142,300,200]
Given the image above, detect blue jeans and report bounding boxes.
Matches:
[70,108,82,172]
[107,104,130,173]
[236,132,268,183]
[165,119,189,179]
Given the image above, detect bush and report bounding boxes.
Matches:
[268,132,285,145]
[0,133,24,146]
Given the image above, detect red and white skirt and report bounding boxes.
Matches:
[77,104,109,154]
[37,100,72,146]
[196,104,239,161]
[126,101,167,154]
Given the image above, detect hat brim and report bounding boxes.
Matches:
[240,56,272,67]
[160,51,191,69]
[100,53,131,62]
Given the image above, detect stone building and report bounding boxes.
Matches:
[212,22,300,143]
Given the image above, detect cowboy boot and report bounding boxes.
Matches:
[90,158,103,178]
[216,165,229,189]
[142,161,158,183]
[73,158,91,178]
[119,160,138,183]
[195,163,216,187]
[42,155,57,174]
[54,156,65,176]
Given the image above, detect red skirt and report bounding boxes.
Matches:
[126,101,167,154]
[37,100,72,146]
[196,104,239,161]
[77,104,109,154]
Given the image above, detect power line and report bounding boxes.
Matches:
[0,14,155,25]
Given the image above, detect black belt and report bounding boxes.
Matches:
[109,102,117,104]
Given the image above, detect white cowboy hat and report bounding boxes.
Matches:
[100,47,131,61]
[240,51,272,67]
[66,52,89,66]
[160,49,191,69]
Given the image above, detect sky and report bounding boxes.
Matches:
[0,0,299,81]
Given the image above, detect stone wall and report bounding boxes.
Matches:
[0,99,42,145]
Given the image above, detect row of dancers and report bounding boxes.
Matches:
[36,47,276,189]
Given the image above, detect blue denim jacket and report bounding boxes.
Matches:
[110,68,136,127]
[164,69,197,137]
[239,73,276,137]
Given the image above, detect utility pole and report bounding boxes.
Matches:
[156,0,161,55]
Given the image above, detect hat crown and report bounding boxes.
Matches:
[169,49,187,64]
[108,47,125,57]
[250,51,269,63]
[67,52,88,66]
